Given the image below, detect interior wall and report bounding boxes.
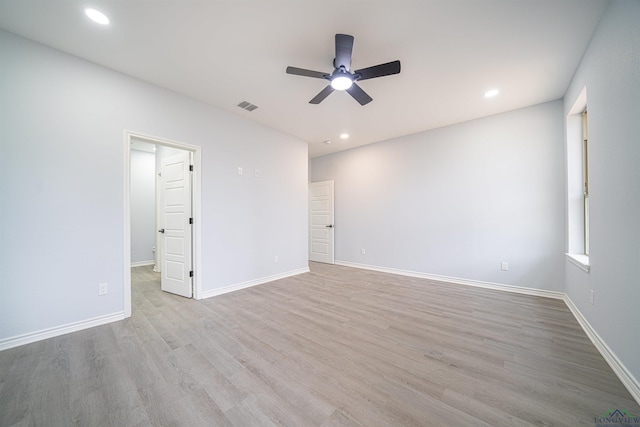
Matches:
[130,149,156,265]
[0,30,308,342]
[310,100,565,292]
[563,0,640,384]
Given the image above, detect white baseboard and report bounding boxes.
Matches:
[131,260,155,267]
[335,260,565,300]
[335,259,639,406]
[199,267,310,300]
[0,311,125,352]
[0,267,311,351]
[563,296,640,405]
[3,262,637,406]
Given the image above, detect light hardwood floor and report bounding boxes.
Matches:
[1,262,638,426]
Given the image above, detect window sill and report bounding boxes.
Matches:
[566,253,590,272]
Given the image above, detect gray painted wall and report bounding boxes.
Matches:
[130,149,156,264]
[563,0,640,384]
[309,0,640,390]
[311,101,566,292]
[0,30,308,340]
[1,0,637,391]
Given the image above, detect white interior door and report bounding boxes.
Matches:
[160,151,193,297]
[309,180,334,264]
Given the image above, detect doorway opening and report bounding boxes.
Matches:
[124,131,202,318]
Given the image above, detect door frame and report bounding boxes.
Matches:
[123,130,202,317]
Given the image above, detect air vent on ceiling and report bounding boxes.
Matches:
[237,101,258,112]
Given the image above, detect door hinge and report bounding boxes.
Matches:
[189,165,193,172]
[189,271,194,278]
[189,217,193,225]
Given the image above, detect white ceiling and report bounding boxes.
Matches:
[0,0,608,157]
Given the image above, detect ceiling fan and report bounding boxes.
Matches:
[286,34,401,106]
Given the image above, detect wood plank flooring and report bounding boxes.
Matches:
[1,262,638,426]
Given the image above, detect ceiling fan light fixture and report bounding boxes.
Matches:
[331,76,353,91]
[286,34,400,105]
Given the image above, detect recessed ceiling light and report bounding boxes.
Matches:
[340,133,349,140]
[85,8,110,25]
[324,140,332,144]
[484,89,499,98]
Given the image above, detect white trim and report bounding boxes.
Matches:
[335,260,565,300]
[131,260,155,267]
[0,312,125,352]
[566,87,589,257]
[200,267,310,299]
[566,253,590,272]
[124,136,132,317]
[335,260,638,406]
[563,296,640,405]
[124,130,203,311]
[155,171,162,273]
[191,148,202,300]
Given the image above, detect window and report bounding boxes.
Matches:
[566,88,589,271]
[582,110,589,256]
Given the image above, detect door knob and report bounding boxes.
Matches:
[158,229,165,233]
[325,224,334,228]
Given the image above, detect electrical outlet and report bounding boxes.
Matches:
[589,289,594,304]
[274,255,279,263]
[237,167,243,176]
[255,170,261,178]
[501,261,509,271]
[361,249,366,255]
[98,282,108,295]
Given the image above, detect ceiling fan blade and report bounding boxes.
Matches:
[334,34,354,71]
[354,60,401,81]
[286,66,328,79]
[346,83,373,105]
[309,85,335,104]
